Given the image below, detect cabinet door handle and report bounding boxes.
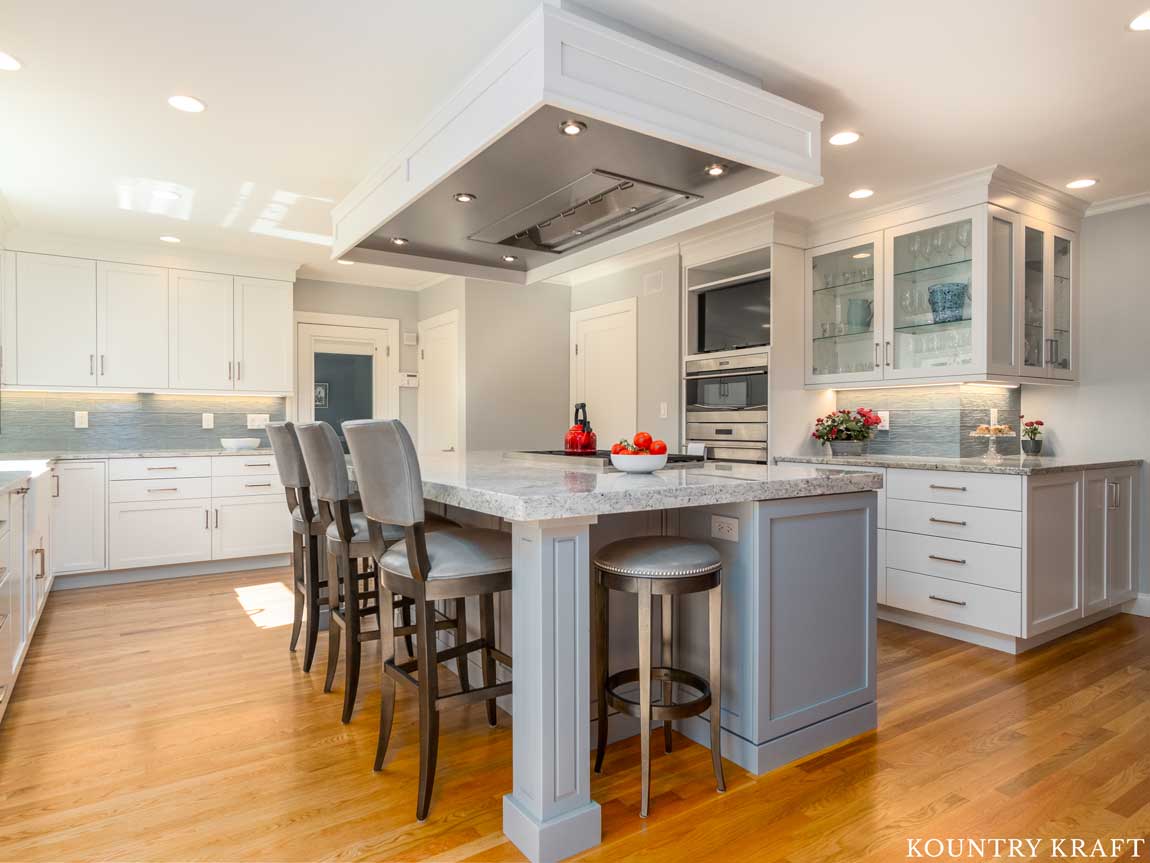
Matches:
[236,361,241,381]
[929,554,967,565]
[100,354,105,375]
[214,508,219,528]
[147,487,180,493]
[884,340,893,367]
[244,482,272,488]
[874,342,881,368]
[89,354,95,376]
[52,473,60,498]
[929,484,967,492]
[204,509,210,530]
[929,517,968,527]
[34,547,46,578]
[1108,480,1121,510]
[227,361,233,381]
[929,594,967,607]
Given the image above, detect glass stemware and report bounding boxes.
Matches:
[956,222,972,258]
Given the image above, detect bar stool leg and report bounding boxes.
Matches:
[593,572,609,774]
[400,600,414,658]
[323,546,341,693]
[455,598,470,692]
[415,595,441,821]
[708,579,726,793]
[342,552,361,723]
[303,535,321,673]
[480,594,498,726]
[374,584,397,771]
[638,581,652,818]
[661,593,673,754]
[290,532,304,652]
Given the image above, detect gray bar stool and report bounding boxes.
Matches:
[343,418,512,822]
[296,421,459,723]
[592,535,726,818]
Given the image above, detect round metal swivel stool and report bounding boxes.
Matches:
[592,535,726,818]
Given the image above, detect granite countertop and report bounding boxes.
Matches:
[0,448,275,461]
[404,451,883,522]
[776,453,1144,476]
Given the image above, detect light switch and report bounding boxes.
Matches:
[247,414,270,430]
[202,413,215,429]
[74,411,88,429]
[659,401,668,419]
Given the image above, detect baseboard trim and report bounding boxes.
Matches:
[52,554,290,590]
[1123,594,1150,618]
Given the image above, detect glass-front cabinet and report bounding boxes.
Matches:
[1020,218,1077,381]
[805,233,883,386]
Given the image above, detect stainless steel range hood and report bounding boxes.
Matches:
[332,2,823,285]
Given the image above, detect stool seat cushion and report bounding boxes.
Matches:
[380,527,511,580]
[326,511,459,544]
[594,536,721,578]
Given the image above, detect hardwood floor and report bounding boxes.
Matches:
[3,568,1150,862]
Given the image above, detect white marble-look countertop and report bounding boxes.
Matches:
[0,449,275,461]
[406,451,883,522]
[776,453,1144,476]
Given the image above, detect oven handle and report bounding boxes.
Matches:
[685,369,768,380]
[687,404,768,411]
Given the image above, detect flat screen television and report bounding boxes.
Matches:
[696,275,771,354]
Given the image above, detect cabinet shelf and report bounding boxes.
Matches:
[893,258,972,279]
[812,329,873,342]
[812,278,874,296]
[893,318,972,334]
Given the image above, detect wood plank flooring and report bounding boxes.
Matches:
[3,568,1150,861]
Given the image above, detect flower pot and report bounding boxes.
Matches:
[1021,439,1043,456]
[828,440,869,458]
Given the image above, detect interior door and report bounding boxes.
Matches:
[96,262,169,389]
[571,299,637,447]
[235,277,293,393]
[297,323,394,447]
[15,253,97,387]
[418,311,461,453]
[168,270,234,390]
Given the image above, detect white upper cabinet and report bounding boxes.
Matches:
[15,253,97,387]
[805,233,884,386]
[234,277,293,393]
[1020,220,1077,381]
[168,270,235,390]
[96,262,169,389]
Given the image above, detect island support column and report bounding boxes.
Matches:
[503,515,602,863]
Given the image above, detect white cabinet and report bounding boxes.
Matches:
[1026,472,1085,635]
[1084,466,1139,613]
[212,497,291,559]
[234,277,293,392]
[96,262,169,389]
[108,498,213,569]
[25,472,53,615]
[1020,220,1077,381]
[805,233,883,386]
[15,253,97,386]
[51,461,107,574]
[168,270,235,390]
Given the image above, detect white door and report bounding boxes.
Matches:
[235,277,293,393]
[571,299,637,447]
[297,320,397,446]
[212,496,291,559]
[169,270,234,390]
[15,253,97,387]
[51,461,107,574]
[418,310,461,453]
[108,498,213,569]
[97,262,169,389]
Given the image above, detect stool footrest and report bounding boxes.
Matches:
[605,666,712,721]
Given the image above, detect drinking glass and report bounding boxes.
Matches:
[957,222,972,258]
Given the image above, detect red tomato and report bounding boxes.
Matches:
[610,442,624,454]
[649,439,668,455]
[633,431,653,451]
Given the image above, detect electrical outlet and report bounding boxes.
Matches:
[247,414,270,430]
[877,410,890,431]
[659,401,668,419]
[202,413,215,430]
[710,514,739,543]
[73,410,88,429]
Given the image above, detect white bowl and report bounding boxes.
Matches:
[220,437,262,451]
[610,452,668,473]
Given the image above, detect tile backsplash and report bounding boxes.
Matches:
[836,385,1022,458]
[0,392,287,454]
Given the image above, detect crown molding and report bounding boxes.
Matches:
[1085,191,1150,218]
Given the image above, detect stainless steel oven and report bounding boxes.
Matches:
[684,352,768,463]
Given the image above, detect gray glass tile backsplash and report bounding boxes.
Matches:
[835,385,1021,457]
[0,392,287,453]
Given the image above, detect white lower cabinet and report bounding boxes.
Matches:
[212,497,291,559]
[52,461,107,574]
[109,499,213,569]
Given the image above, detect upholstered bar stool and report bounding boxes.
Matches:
[343,418,513,822]
[296,421,459,723]
[592,535,726,818]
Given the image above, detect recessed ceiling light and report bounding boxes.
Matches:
[389,237,409,246]
[849,188,874,199]
[453,192,477,203]
[828,131,861,146]
[159,235,181,244]
[1129,9,1150,30]
[704,163,728,177]
[1066,178,1097,189]
[0,52,22,72]
[559,120,587,136]
[501,255,518,262]
[336,259,355,266]
[154,189,181,201]
[852,252,871,259]
[168,95,206,113]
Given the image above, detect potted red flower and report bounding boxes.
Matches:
[1020,416,1045,456]
[812,408,883,457]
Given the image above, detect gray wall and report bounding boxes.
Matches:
[0,392,286,453]
[570,253,681,448]
[1022,203,1150,591]
[417,276,466,323]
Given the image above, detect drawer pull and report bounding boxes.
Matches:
[929,517,968,527]
[146,466,180,472]
[147,487,180,493]
[34,547,46,579]
[929,594,967,607]
[243,462,272,468]
[244,482,273,488]
[929,484,967,492]
[929,554,967,565]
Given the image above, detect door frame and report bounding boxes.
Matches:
[570,296,638,435]
[417,308,465,453]
[293,311,400,424]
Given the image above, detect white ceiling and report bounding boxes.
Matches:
[2,0,1147,286]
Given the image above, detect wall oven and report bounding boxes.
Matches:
[684,352,768,463]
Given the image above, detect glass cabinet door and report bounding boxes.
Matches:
[1050,231,1074,378]
[1022,223,1046,375]
[807,237,882,384]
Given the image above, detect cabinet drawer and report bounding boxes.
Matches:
[887,531,1021,591]
[211,455,278,478]
[108,457,211,481]
[887,499,1022,547]
[886,568,1021,636]
[887,469,1022,511]
[212,475,285,498]
[108,477,213,503]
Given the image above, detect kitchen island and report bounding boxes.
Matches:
[398,453,882,863]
